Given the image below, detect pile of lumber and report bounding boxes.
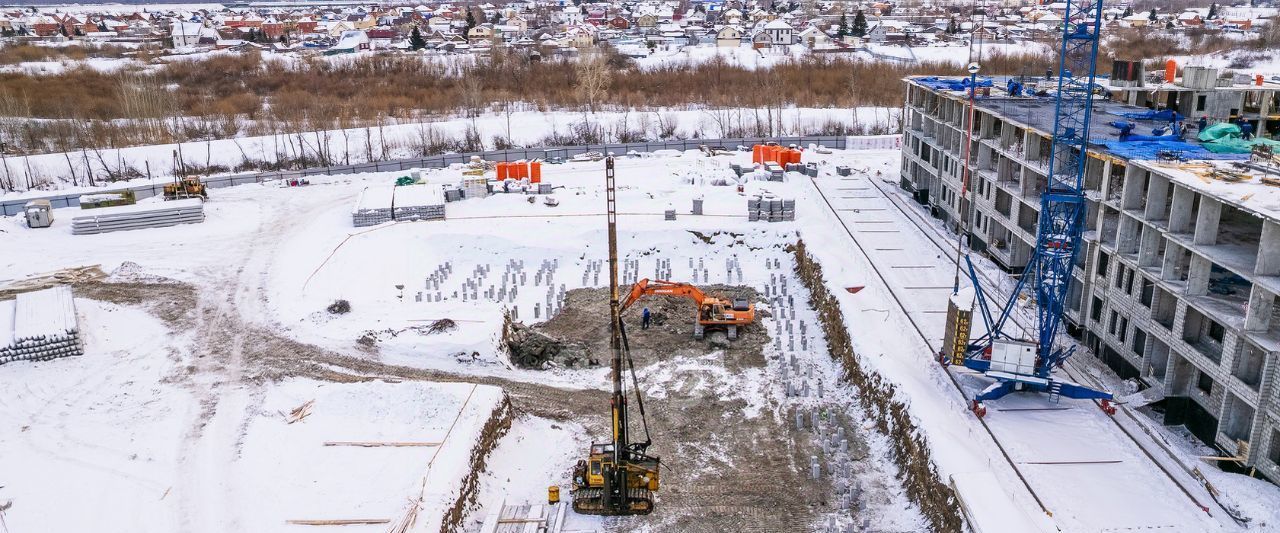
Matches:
[71,199,205,235]
[0,285,82,365]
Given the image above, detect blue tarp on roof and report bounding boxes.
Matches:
[915,76,994,92]
[1112,109,1183,123]
[1095,140,1248,161]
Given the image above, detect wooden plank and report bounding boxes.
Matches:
[323,441,441,447]
[286,519,392,526]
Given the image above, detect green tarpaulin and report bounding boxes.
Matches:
[1202,136,1280,154]
[1198,123,1241,143]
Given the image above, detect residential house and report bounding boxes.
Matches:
[750,29,772,49]
[797,25,832,48]
[467,23,494,41]
[715,24,742,46]
[170,21,205,46]
[762,18,793,45]
[328,29,370,53]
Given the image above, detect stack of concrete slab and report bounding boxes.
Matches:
[393,184,446,221]
[71,199,205,235]
[0,285,82,366]
[747,194,795,222]
[352,186,395,227]
[537,182,553,194]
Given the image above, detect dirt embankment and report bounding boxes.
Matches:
[791,240,963,533]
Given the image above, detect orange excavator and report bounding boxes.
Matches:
[621,278,754,341]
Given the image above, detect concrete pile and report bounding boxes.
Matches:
[71,198,205,235]
[0,285,83,365]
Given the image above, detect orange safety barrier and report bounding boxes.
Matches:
[752,144,764,164]
[496,161,510,180]
[530,161,542,183]
[1165,59,1176,84]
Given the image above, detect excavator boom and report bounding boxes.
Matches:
[621,278,755,340]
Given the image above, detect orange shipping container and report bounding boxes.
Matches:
[530,161,542,183]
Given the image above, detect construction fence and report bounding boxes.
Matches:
[0,135,882,217]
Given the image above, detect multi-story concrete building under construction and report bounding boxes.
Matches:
[899,66,1280,482]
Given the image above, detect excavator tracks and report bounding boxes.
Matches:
[569,487,654,516]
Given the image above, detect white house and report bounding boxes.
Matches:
[762,18,793,46]
[170,21,204,47]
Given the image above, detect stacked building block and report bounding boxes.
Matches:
[392,184,446,221]
[352,186,395,227]
[747,194,795,222]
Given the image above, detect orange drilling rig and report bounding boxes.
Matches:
[621,279,755,341]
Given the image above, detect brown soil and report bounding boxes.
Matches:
[535,285,768,371]
[528,286,819,532]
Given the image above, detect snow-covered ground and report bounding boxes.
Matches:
[2,145,1277,532]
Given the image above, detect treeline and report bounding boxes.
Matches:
[0,48,1054,156]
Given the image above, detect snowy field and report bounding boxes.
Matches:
[0,106,897,194]
[1,145,1278,532]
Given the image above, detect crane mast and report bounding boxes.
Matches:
[954,0,1115,415]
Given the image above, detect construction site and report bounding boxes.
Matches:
[6,3,1280,533]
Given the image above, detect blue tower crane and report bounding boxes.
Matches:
[950,0,1115,418]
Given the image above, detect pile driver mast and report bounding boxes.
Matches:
[950,0,1115,416]
[570,157,661,515]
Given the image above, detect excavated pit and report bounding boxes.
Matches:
[516,285,768,372]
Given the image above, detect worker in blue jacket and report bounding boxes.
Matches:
[641,307,651,330]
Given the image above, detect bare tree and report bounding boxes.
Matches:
[575,50,612,114]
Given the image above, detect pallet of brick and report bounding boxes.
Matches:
[352,186,395,227]
[0,285,83,366]
[392,184,446,221]
[71,199,205,235]
[462,177,489,199]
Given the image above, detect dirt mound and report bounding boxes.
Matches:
[503,315,591,369]
[528,285,767,371]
